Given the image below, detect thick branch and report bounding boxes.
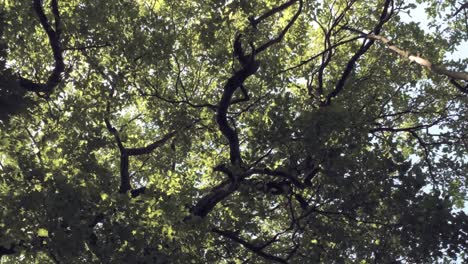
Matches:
[217,0,302,165]
[208,3,303,214]
[119,152,131,193]
[191,181,237,218]
[217,41,259,166]
[191,166,308,217]
[449,79,468,94]
[19,0,64,95]
[0,244,17,257]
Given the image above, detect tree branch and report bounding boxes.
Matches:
[364,33,468,82]
[449,79,468,94]
[203,2,304,215]
[250,0,298,27]
[452,2,468,17]
[325,0,394,105]
[19,0,64,95]
[190,181,237,218]
[217,0,302,166]
[255,0,303,54]
[212,228,288,264]
[250,168,305,189]
[217,37,259,166]
[105,118,191,193]
[126,131,177,156]
[316,0,357,97]
[0,244,17,257]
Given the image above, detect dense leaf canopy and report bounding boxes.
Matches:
[1,0,467,263]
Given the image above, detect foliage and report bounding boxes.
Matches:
[1,0,467,263]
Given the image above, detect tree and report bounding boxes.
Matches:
[0,0,467,263]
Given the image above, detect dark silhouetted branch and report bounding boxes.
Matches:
[217,37,259,166]
[453,2,468,17]
[212,228,288,264]
[325,0,394,105]
[126,131,177,156]
[105,118,190,193]
[250,0,298,27]
[19,0,64,95]
[0,244,17,256]
[202,3,303,216]
[191,181,237,218]
[449,79,468,94]
[255,0,303,54]
[217,0,302,166]
[250,168,305,189]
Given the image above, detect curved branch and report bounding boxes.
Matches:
[190,181,237,218]
[217,0,302,166]
[19,0,64,95]
[217,39,259,166]
[207,1,303,215]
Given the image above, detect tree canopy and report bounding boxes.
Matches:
[1,0,467,263]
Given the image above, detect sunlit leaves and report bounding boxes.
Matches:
[0,0,467,263]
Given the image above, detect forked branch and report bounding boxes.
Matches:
[325,0,395,105]
[105,118,190,193]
